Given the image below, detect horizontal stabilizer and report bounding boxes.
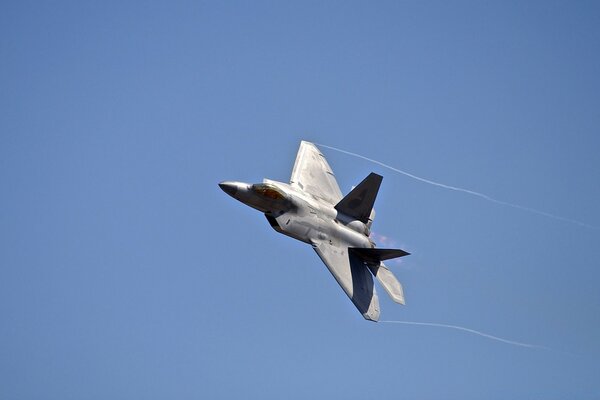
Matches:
[368,263,405,304]
[349,248,410,265]
[334,173,382,223]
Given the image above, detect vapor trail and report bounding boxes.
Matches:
[315,143,597,230]
[380,320,547,349]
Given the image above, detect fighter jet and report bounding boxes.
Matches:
[219,141,409,321]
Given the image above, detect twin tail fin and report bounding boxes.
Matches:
[334,173,382,223]
[350,247,409,305]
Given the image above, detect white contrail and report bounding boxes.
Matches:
[380,320,547,349]
[315,143,598,230]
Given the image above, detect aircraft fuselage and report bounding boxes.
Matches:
[219,141,409,321]
[219,180,373,249]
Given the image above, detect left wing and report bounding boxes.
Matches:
[312,239,380,321]
[290,141,343,204]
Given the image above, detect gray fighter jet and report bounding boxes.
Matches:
[219,141,409,321]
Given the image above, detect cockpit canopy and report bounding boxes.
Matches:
[251,183,286,200]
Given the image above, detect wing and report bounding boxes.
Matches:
[312,239,380,321]
[290,141,343,204]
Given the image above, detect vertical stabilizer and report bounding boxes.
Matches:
[334,173,382,223]
[368,263,405,305]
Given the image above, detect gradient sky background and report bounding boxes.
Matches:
[2,1,600,399]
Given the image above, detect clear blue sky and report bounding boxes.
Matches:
[2,1,599,398]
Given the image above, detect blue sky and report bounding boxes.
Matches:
[2,1,599,398]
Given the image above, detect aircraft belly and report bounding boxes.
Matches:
[332,223,371,249]
[272,212,318,244]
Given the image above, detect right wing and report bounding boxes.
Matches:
[312,239,380,321]
[290,141,343,204]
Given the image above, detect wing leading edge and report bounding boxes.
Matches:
[312,240,380,321]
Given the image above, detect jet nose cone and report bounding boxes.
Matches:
[218,181,238,197]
